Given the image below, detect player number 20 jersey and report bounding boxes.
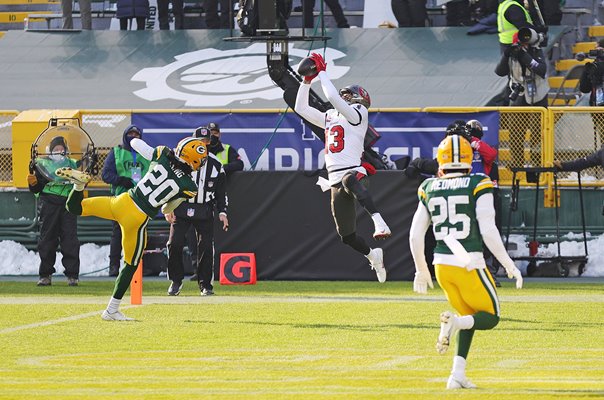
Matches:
[418,173,494,255]
[129,146,198,217]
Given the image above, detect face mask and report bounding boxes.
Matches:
[209,135,219,148]
[49,153,65,162]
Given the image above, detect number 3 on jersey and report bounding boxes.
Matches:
[326,125,345,153]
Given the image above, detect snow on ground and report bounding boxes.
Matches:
[0,241,112,276]
[0,233,602,277]
[504,233,602,276]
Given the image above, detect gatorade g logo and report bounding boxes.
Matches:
[220,253,257,285]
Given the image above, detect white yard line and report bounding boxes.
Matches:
[0,306,137,335]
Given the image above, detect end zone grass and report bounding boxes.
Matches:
[0,280,603,399]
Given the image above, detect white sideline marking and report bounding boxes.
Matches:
[373,356,423,368]
[0,306,137,335]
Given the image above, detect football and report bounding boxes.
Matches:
[297,57,318,77]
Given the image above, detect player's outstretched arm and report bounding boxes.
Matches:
[130,138,154,161]
[476,193,523,289]
[409,203,434,294]
[318,72,363,125]
[294,82,326,129]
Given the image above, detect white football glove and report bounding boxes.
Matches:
[413,270,434,294]
[504,265,523,289]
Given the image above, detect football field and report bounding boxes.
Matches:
[0,279,603,399]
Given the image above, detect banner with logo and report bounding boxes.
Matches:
[133,111,499,170]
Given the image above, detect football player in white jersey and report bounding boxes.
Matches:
[409,134,523,389]
[294,52,391,283]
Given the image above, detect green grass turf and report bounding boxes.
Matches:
[0,280,603,399]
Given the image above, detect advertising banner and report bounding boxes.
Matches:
[133,111,499,170]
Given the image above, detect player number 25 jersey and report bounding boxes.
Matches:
[418,173,494,255]
[129,146,198,217]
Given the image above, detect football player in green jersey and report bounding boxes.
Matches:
[409,134,523,389]
[56,137,207,321]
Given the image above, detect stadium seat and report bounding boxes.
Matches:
[548,64,585,106]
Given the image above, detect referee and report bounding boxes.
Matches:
[165,127,229,296]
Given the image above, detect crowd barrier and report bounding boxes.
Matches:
[2,107,604,195]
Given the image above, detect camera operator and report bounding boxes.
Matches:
[578,40,604,107]
[495,28,549,107]
[576,40,604,147]
[495,27,548,167]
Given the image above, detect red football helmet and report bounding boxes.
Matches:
[339,85,371,108]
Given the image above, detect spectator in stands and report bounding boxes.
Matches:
[158,0,184,29]
[166,127,229,296]
[204,122,244,176]
[117,0,149,30]
[391,0,426,27]
[62,0,92,29]
[102,125,151,277]
[303,0,350,28]
[536,0,561,26]
[446,0,471,27]
[204,0,234,29]
[28,136,80,287]
[578,40,604,145]
[495,28,548,167]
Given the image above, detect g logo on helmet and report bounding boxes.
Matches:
[195,145,206,155]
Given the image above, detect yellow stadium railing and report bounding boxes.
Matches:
[3,108,603,198]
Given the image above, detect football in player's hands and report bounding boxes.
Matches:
[297,56,318,77]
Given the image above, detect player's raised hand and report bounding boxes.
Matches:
[309,53,327,73]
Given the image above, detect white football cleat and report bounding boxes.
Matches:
[367,248,387,283]
[55,167,91,190]
[101,310,134,321]
[446,374,477,389]
[436,311,458,355]
[372,214,392,240]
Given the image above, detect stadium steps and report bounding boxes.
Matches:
[0,0,61,30]
[588,25,604,37]
[547,38,596,106]
[555,58,590,73]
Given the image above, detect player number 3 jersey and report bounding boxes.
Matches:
[418,173,494,266]
[324,103,368,173]
[129,146,198,217]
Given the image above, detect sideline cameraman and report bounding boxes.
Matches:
[495,28,549,107]
[495,27,548,167]
[579,40,604,106]
[578,40,604,146]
